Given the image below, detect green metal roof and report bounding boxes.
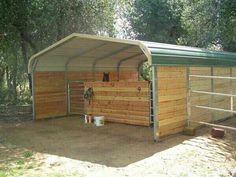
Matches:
[142,41,236,66]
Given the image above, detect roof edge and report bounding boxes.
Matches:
[28,33,151,73]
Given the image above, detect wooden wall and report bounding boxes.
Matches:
[67,71,138,82]
[156,66,235,138]
[34,71,139,119]
[84,81,150,126]
[157,67,187,137]
[34,71,67,119]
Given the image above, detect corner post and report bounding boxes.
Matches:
[31,59,38,121]
[65,64,69,116]
[32,71,36,121]
[210,67,215,122]
[230,67,234,116]
[186,67,191,127]
[151,65,158,142]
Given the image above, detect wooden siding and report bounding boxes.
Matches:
[84,81,150,126]
[157,66,187,137]
[157,66,234,138]
[35,71,139,120]
[67,71,138,82]
[34,71,67,119]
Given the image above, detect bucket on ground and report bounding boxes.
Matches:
[94,116,105,126]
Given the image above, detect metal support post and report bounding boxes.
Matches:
[186,67,191,127]
[151,65,158,142]
[230,67,234,116]
[210,67,215,122]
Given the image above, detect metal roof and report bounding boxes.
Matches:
[28,33,236,73]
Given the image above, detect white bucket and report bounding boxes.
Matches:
[94,116,105,126]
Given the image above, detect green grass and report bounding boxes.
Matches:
[0,156,37,177]
[23,151,33,158]
[17,159,24,166]
[0,171,7,177]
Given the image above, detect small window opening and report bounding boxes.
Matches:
[103,72,109,82]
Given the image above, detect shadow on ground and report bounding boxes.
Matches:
[0,116,235,167]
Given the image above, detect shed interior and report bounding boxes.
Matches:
[28,33,236,140]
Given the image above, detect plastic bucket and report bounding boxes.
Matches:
[94,116,105,126]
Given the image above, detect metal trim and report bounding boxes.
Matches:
[210,67,215,122]
[151,65,158,142]
[194,105,236,113]
[192,90,236,97]
[190,74,236,80]
[186,67,191,127]
[116,53,144,80]
[31,59,38,121]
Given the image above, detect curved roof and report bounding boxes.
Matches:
[28,33,236,73]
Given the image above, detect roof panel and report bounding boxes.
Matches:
[143,41,236,66]
[28,33,236,73]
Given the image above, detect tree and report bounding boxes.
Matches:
[0,0,116,105]
[180,0,236,52]
[126,0,183,43]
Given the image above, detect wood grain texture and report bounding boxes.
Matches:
[84,81,150,126]
[67,71,138,82]
[35,71,67,119]
[157,66,187,138]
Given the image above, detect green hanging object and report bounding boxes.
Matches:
[84,87,94,104]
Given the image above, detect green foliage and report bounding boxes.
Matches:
[125,0,235,52]
[16,159,24,166]
[139,62,151,81]
[0,0,116,106]
[127,0,183,43]
[0,0,235,107]
[23,151,33,158]
[179,0,236,51]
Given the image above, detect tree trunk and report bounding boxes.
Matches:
[20,36,33,95]
[12,51,18,103]
[0,67,5,89]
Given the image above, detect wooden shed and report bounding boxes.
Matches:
[28,33,236,141]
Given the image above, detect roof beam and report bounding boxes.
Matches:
[116,53,144,80]
[92,45,133,79]
[117,53,144,70]
[65,42,107,69]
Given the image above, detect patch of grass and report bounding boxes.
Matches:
[0,171,7,177]
[23,151,33,158]
[0,157,38,177]
[17,159,24,166]
[219,174,228,177]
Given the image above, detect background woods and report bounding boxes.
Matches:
[0,0,235,105]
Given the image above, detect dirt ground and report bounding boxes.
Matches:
[0,115,236,177]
